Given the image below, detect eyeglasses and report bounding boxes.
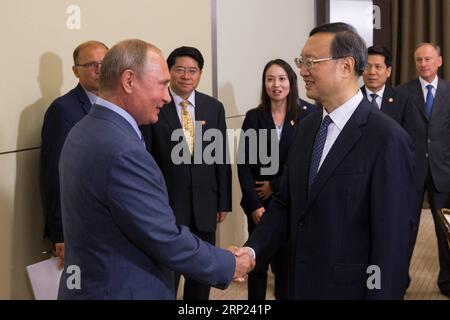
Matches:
[173,67,199,76]
[294,56,346,70]
[75,61,102,69]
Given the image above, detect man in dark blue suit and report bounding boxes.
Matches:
[236,23,415,299]
[57,39,253,299]
[397,43,450,297]
[40,41,108,267]
[361,45,414,137]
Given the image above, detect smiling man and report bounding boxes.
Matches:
[239,22,415,299]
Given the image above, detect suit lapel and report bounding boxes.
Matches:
[411,79,429,122]
[302,101,367,216]
[292,112,321,218]
[278,110,296,153]
[75,83,93,114]
[161,100,182,130]
[360,86,367,98]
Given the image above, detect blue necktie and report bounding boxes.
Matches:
[370,93,379,109]
[425,84,434,116]
[308,115,333,188]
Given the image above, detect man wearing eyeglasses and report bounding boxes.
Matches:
[140,46,231,300]
[40,40,108,268]
[238,23,415,299]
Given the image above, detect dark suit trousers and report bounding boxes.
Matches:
[246,216,289,300]
[174,223,215,300]
[411,168,450,291]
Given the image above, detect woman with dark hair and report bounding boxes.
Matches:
[238,59,316,299]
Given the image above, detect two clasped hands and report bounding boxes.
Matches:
[228,245,256,282]
[226,181,271,282]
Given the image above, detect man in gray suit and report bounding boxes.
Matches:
[398,43,450,297]
[57,39,254,299]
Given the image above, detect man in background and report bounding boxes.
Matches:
[40,40,108,266]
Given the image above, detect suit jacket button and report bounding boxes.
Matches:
[298,221,305,227]
[425,153,429,158]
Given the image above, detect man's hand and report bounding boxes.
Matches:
[255,181,273,200]
[54,242,64,270]
[251,207,265,224]
[217,212,227,223]
[227,246,255,282]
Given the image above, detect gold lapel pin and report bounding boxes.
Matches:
[290,120,295,126]
[389,98,394,103]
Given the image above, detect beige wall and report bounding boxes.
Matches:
[216,0,315,248]
[0,0,314,299]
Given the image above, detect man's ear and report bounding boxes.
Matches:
[72,65,80,78]
[121,69,135,94]
[340,56,356,78]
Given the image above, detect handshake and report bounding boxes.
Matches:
[227,246,256,282]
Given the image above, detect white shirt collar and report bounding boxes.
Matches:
[95,97,142,140]
[419,76,439,89]
[171,89,196,108]
[365,84,386,99]
[323,90,364,131]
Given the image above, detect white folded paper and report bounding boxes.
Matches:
[26,257,63,300]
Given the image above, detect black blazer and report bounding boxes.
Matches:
[360,85,415,138]
[40,83,92,243]
[237,99,316,216]
[397,78,450,192]
[246,98,415,299]
[140,91,232,233]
